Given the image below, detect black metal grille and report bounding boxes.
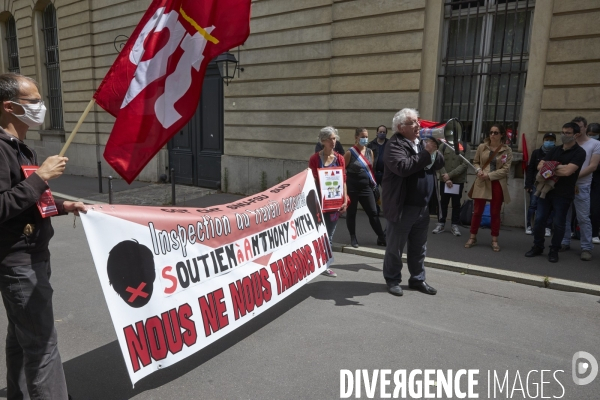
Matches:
[41,4,64,131]
[439,0,533,146]
[5,16,19,73]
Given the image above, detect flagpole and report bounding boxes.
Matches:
[59,98,96,157]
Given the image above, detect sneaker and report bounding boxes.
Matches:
[548,250,559,263]
[545,228,551,237]
[525,226,532,235]
[558,244,570,252]
[451,224,461,236]
[322,268,337,277]
[593,237,600,244]
[432,223,445,234]
[580,251,592,261]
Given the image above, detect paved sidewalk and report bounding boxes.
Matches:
[1,218,598,399]
[51,174,600,289]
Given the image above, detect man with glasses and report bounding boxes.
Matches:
[0,73,85,399]
[525,122,586,263]
[382,108,443,296]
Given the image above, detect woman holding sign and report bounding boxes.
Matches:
[344,128,386,248]
[309,126,348,277]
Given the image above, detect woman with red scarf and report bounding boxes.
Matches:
[344,128,386,248]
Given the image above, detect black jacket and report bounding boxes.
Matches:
[381,133,444,223]
[0,128,65,266]
[367,138,388,172]
[525,146,550,189]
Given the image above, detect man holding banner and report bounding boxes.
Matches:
[382,108,444,297]
[0,73,85,399]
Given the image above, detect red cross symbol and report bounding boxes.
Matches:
[126,282,149,303]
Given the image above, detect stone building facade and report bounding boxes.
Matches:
[0,0,598,226]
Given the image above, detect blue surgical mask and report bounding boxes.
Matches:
[543,140,555,149]
[377,132,387,140]
[359,138,369,146]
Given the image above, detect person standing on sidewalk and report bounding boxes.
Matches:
[557,117,600,260]
[464,124,512,252]
[524,133,556,237]
[344,128,386,248]
[432,140,468,237]
[367,125,389,216]
[525,122,586,263]
[587,123,600,243]
[382,108,444,297]
[0,73,86,399]
[308,126,348,278]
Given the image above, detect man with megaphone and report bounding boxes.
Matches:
[381,108,444,297]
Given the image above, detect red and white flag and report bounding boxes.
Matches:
[94,0,251,183]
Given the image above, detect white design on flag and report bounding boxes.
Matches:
[155,30,212,128]
[121,7,215,129]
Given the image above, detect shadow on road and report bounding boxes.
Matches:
[50,265,385,399]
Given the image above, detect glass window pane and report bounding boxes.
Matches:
[447,15,483,59]
[492,11,531,56]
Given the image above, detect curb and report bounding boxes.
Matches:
[332,243,600,297]
[53,192,106,205]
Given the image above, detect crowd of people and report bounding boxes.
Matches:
[309,108,600,294]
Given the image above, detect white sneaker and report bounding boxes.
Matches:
[545,228,551,237]
[322,268,337,278]
[593,237,600,244]
[432,223,445,234]
[451,224,461,236]
[525,226,532,235]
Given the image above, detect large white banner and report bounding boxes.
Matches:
[80,170,333,385]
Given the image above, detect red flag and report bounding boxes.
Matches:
[521,132,529,172]
[94,0,251,183]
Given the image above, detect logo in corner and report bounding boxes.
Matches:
[572,351,598,385]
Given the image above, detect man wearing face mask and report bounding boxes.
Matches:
[367,125,389,215]
[524,133,556,236]
[0,73,85,399]
[525,122,586,263]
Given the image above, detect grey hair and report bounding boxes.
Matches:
[392,108,419,131]
[319,126,339,143]
[0,74,40,115]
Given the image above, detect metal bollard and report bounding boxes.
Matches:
[97,161,103,193]
[108,176,113,205]
[171,168,176,206]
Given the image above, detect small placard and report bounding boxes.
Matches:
[317,167,344,212]
[21,165,58,218]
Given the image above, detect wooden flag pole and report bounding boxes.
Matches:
[59,98,96,157]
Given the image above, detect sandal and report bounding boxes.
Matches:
[464,238,477,248]
[491,241,500,252]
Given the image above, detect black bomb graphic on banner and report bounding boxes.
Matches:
[107,240,156,308]
[306,189,325,230]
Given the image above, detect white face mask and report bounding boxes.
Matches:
[10,101,46,127]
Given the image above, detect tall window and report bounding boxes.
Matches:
[41,4,63,130]
[439,0,534,145]
[5,16,19,73]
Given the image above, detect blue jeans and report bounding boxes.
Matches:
[562,184,593,251]
[324,212,338,249]
[533,193,572,251]
[527,190,554,229]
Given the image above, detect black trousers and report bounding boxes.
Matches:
[0,260,68,400]
[346,190,385,238]
[438,182,464,225]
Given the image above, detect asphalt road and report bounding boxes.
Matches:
[0,216,598,399]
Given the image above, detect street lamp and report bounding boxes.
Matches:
[215,52,239,86]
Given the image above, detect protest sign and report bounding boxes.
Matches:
[317,167,344,211]
[80,170,333,385]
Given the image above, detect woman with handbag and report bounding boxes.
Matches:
[464,124,513,251]
[309,126,348,277]
[344,128,386,248]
